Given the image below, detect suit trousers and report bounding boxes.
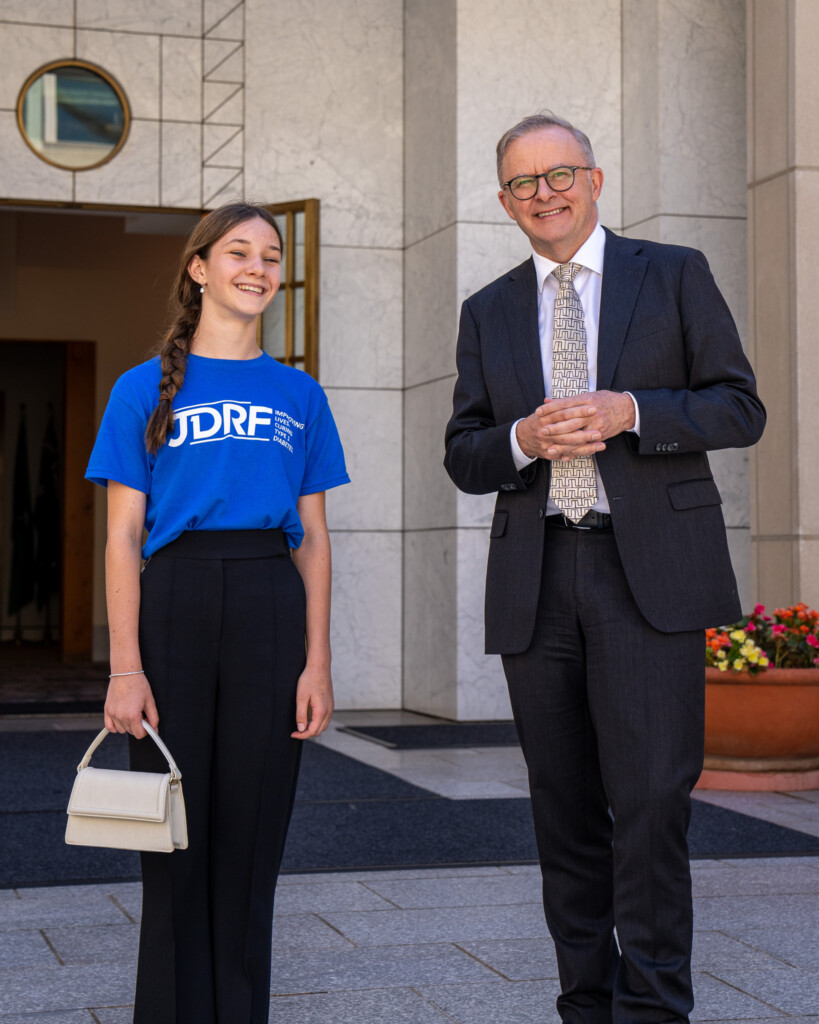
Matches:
[502,523,704,1024]
[129,530,306,1024]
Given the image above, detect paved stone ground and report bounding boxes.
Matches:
[1,711,818,1023]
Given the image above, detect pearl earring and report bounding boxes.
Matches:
[200,285,204,294]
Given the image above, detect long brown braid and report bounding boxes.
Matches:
[144,202,283,454]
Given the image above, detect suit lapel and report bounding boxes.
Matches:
[501,257,544,413]
[597,229,648,390]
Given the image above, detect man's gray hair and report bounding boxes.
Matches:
[496,112,596,187]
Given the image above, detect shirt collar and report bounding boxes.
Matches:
[531,221,607,293]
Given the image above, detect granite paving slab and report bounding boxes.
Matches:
[276,865,509,885]
[691,931,790,970]
[269,942,500,994]
[320,903,550,946]
[718,926,819,969]
[271,913,355,953]
[714,967,819,1016]
[0,930,57,968]
[690,971,789,1020]
[88,1010,133,1024]
[690,858,819,897]
[455,937,560,980]
[0,963,135,1015]
[0,892,128,933]
[420,979,564,1023]
[362,873,542,909]
[0,1013,95,1023]
[43,924,138,965]
[693,892,819,931]
[268,986,453,1023]
[271,880,395,914]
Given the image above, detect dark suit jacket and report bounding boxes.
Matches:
[444,228,766,655]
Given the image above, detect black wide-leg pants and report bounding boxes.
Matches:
[129,530,305,1024]
[502,523,704,1024]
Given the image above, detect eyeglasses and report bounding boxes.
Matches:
[502,166,594,200]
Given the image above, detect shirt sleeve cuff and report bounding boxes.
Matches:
[624,392,641,435]
[510,419,537,470]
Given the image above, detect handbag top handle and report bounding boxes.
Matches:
[76,721,182,782]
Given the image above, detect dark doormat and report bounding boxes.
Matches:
[1,730,818,887]
[339,722,520,748]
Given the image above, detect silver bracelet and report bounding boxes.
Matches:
[109,669,144,678]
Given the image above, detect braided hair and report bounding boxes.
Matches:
[144,202,283,454]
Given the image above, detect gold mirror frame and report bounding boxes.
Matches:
[16,59,131,172]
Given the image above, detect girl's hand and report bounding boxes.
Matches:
[104,673,159,739]
[291,664,334,739]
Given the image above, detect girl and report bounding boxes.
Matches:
[85,202,349,1023]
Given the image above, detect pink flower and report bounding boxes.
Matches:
[814,656,819,666]
[753,603,766,615]
[772,624,787,636]
[806,634,819,648]
[745,622,756,631]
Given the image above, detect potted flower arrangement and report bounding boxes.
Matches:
[701,603,819,791]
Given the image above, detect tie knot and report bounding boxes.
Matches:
[553,262,581,284]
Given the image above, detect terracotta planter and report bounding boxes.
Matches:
[699,667,819,791]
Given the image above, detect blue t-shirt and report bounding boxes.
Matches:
[86,352,350,556]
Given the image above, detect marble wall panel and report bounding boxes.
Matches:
[793,1,819,167]
[748,0,789,183]
[76,30,160,121]
[75,0,201,36]
[622,216,748,344]
[404,0,456,247]
[202,168,243,207]
[455,0,622,229]
[456,490,494,530]
[725,527,751,612]
[0,112,73,201]
[330,530,402,709]
[323,387,402,532]
[749,175,794,541]
[160,122,202,208]
[319,246,402,390]
[754,539,796,611]
[797,539,819,613]
[0,23,74,111]
[1,0,74,25]
[455,526,510,720]
[74,119,160,205]
[161,36,202,122]
[404,225,458,390]
[404,376,458,531]
[622,0,660,230]
[707,448,750,530]
[794,170,819,535]
[244,0,403,249]
[456,221,532,303]
[655,0,745,219]
[403,529,458,718]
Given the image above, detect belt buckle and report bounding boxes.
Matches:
[564,513,592,531]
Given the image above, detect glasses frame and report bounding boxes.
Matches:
[502,165,595,199]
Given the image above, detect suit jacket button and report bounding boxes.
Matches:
[670,442,679,451]
[538,508,544,519]
[655,443,663,452]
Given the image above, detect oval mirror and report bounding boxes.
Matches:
[17,60,130,171]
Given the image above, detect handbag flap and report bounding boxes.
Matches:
[67,766,170,822]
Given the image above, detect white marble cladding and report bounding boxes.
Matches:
[75,0,201,35]
[324,388,402,533]
[403,530,459,719]
[455,0,623,230]
[623,0,746,228]
[456,527,511,720]
[202,2,245,207]
[319,247,403,390]
[244,0,403,248]
[404,377,458,531]
[404,0,457,246]
[330,530,402,709]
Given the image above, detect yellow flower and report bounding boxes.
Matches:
[717,650,727,660]
[760,655,769,666]
[717,661,729,672]
[730,630,746,641]
[748,653,759,663]
[733,658,745,671]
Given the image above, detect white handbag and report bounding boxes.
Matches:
[65,721,188,853]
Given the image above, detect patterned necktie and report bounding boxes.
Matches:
[549,262,598,522]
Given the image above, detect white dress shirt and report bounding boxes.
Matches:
[509,221,640,514]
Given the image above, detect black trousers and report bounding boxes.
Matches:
[502,524,703,1024]
[129,530,306,1024]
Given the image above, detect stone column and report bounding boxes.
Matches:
[622,0,750,606]
[747,0,819,611]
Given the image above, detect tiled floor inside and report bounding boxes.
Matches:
[1,710,818,1022]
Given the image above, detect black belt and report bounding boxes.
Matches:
[544,510,613,531]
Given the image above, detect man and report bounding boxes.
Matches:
[444,113,765,1024]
